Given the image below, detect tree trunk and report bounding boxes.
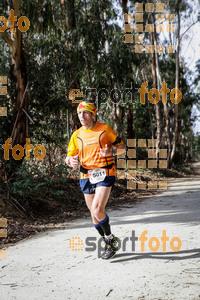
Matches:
[62,0,81,132]
[170,1,181,165]
[62,0,76,29]
[147,99,154,139]
[127,104,134,138]
[141,69,154,139]
[150,30,161,161]
[122,0,128,14]
[163,103,171,167]
[0,0,28,181]
[153,27,171,167]
[1,0,28,148]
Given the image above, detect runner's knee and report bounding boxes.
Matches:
[92,206,105,220]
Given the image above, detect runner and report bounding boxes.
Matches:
[65,101,126,259]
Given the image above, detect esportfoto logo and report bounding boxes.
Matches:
[69,230,182,258]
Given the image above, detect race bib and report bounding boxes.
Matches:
[88,168,106,184]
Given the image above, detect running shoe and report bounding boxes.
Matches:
[101,235,118,259]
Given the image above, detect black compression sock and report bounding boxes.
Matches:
[93,223,104,237]
[98,214,111,236]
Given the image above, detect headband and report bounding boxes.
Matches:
[77,101,97,114]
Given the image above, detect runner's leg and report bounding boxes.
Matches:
[92,186,111,220]
[84,193,98,224]
[84,193,104,237]
[91,186,112,236]
[91,186,118,259]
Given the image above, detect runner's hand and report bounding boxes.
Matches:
[65,154,79,168]
[99,144,112,157]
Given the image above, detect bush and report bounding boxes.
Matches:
[3,161,71,201]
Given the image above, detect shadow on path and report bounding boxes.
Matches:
[110,248,200,263]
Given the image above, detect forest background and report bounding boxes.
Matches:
[0,0,200,224]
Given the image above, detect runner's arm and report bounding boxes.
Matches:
[105,125,126,156]
[66,130,79,168]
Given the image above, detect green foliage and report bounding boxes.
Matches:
[3,162,71,200]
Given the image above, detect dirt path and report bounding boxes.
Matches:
[0,175,200,300]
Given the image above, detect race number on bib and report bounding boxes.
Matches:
[88,168,106,184]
